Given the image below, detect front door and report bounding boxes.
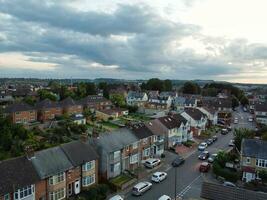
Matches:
[74,180,81,194]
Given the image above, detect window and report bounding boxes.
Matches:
[132,142,138,149]
[49,188,65,200]
[125,145,129,151]
[15,112,20,115]
[4,194,10,200]
[82,160,95,171]
[256,159,267,168]
[49,172,65,185]
[14,185,34,200]
[130,154,139,164]
[246,157,251,164]
[82,174,95,186]
[143,138,148,145]
[143,148,150,157]
[153,135,158,142]
[114,151,120,159]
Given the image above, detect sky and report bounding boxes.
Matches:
[1,0,267,83]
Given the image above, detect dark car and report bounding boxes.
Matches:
[212,135,218,142]
[221,128,228,135]
[198,151,210,160]
[206,139,213,145]
[227,126,232,131]
[199,162,211,172]
[172,156,185,167]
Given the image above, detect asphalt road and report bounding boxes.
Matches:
[125,107,256,200]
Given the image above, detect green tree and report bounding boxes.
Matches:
[98,82,109,99]
[110,94,126,107]
[182,81,201,94]
[233,128,255,151]
[262,132,267,141]
[38,89,57,101]
[163,79,172,91]
[77,82,87,98]
[23,96,36,106]
[59,85,74,99]
[232,96,239,108]
[86,83,97,95]
[240,95,249,106]
[259,170,267,183]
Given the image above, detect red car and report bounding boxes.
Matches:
[199,162,211,173]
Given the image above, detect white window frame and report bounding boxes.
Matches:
[143,148,150,157]
[49,172,65,185]
[13,185,35,200]
[82,160,95,171]
[246,157,251,164]
[82,174,95,187]
[4,194,10,200]
[132,142,138,150]
[130,154,139,164]
[49,188,65,200]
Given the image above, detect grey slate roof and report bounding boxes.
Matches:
[127,91,146,99]
[60,97,79,107]
[157,114,185,129]
[91,128,139,153]
[4,103,35,113]
[35,99,61,109]
[31,146,73,179]
[241,139,267,160]
[184,108,206,120]
[0,156,40,195]
[61,141,98,167]
[129,123,154,139]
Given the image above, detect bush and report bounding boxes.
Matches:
[77,184,109,200]
[213,161,239,183]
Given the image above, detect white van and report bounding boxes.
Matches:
[132,181,152,196]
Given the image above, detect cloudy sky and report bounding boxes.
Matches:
[1,0,267,83]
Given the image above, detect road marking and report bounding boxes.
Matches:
[176,175,202,198]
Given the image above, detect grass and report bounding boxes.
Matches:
[125,113,151,122]
[110,174,133,187]
[99,121,120,130]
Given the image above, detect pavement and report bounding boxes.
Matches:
[114,107,256,200]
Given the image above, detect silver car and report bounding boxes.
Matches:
[132,181,152,196]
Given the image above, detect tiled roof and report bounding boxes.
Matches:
[35,99,61,109]
[4,103,35,113]
[60,97,79,107]
[127,91,146,99]
[129,123,154,139]
[241,139,267,160]
[81,95,111,104]
[61,141,98,167]
[255,102,267,112]
[157,114,185,129]
[0,156,40,195]
[145,120,166,136]
[184,108,206,120]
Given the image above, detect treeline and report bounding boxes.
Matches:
[140,78,172,92]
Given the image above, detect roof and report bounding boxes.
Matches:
[0,156,40,195]
[60,97,79,107]
[92,128,139,153]
[81,95,111,104]
[61,141,98,167]
[127,91,147,99]
[241,139,267,160]
[98,108,128,115]
[129,123,154,139]
[31,146,73,179]
[255,102,267,112]
[157,114,186,129]
[184,108,206,120]
[202,97,232,109]
[185,98,196,106]
[35,99,61,109]
[4,103,36,113]
[145,120,166,135]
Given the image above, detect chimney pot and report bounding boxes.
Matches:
[80,132,89,143]
[25,145,35,160]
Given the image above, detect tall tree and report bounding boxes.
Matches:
[240,95,249,106]
[233,128,255,151]
[182,81,201,94]
[232,96,239,108]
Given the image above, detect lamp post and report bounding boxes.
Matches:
[174,166,177,200]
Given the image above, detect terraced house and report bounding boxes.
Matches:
[241,139,267,182]
[35,99,63,122]
[60,97,83,116]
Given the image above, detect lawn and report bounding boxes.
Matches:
[110,174,133,187]
[98,121,120,130]
[125,113,151,122]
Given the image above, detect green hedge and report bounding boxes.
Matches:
[76,184,109,200]
[213,162,239,183]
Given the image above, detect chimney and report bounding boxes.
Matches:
[25,145,35,160]
[80,132,89,143]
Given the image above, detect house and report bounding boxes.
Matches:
[109,88,128,98]
[202,97,232,112]
[173,96,186,112]
[241,139,267,182]
[0,156,41,200]
[181,108,208,136]
[254,102,267,125]
[184,97,197,108]
[61,97,83,115]
[4,103,37,124]
[90,128,139,180]
[129,123,156,162]
[30,146,74,200]
[198,106,218,126]
[146,94,172,110]
[95,108,128,121]
[61,138,99,194]
[151,114,191,149]
[0,90,13,104]
[71,114,86,125]
[80,95,112,112]
[126,91,148,107]
[35,99,63,122]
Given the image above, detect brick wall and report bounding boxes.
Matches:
[35,180,47,200]
[12,110,37,124]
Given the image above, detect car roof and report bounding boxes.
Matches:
[153,172,164,176]
[109,195,123,200]
[201,162,209,166]
[158,195,171,200]
[134,182,148,188]
[200,142,207,145]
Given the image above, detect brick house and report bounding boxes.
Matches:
[0,156,41,200]
[90,128,140,180]
[61,139,99,197]
[95,108,129,121]
[4,103,37,124]
[36,99,63,122]
[60,97,83,116]
[80,95,112,112]
[241,139,267,182]
[129,123,156,162]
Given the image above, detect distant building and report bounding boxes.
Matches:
[254,102,267,125]
[126,91,148,107]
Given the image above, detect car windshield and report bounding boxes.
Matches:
[152,174,158,178]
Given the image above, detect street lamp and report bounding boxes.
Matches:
[174,166,178,200]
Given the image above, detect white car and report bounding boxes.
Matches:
[144,158,161,169]
[109,195,124,200]
[248,117,253,122]
[132,181,152,196]
[198,142,208,151]
[151,172,167,183]
[158,195,171,200]
[234,119,238,124]
[229,139,235,147]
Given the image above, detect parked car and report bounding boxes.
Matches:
[132,182,152,196]
[172,155,185,167]
[198,151,210,160]
[199,162,211,172]
[198,142,208,151]
[227,126,232,131]
[158,195,171,200]
[248,117,253,122]
[109,195,124,200]
[223,181,236,187]
[221,128,228,135]
[229,139,235,147]
[234,118,238,124]
[151,172,167,183]
[206,139,213,145]
[212,135,218,142]
[144,158,161,169]
[208,153,217,163]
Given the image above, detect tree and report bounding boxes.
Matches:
[59,85,74,100]
[233,128,255,151]
[163,79,172,91]
[259,170,267,183]
[262,132,267,141]
[182,81,201,94]
[38,89,57,101]
[110,94,126,107]
[86,83,97,95]
[77,82,87,98]
[140,78,172,92]
[240,95,249,106]
[232,96,239,108]
[98,82,109,99]
[23,96,36,106]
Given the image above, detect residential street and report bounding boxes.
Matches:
[125,107,256,200]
